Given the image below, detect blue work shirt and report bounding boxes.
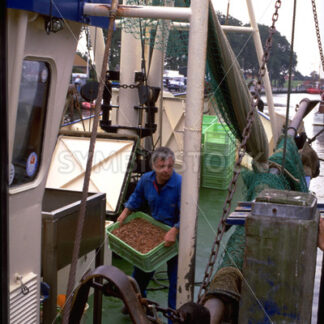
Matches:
[125,170,182,228]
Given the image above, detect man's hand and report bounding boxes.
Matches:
[164,227,179,247]
[117,208,131,226]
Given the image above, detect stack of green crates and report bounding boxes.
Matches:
[202,115,218,143]
[201,119,236,190]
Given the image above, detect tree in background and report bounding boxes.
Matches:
[309,71,320,81]
[219,13,298,88]
[164,12,299,86]
[103,10,302,87]
[108,28,121,71]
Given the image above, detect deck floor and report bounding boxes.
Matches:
[84,178,246,324]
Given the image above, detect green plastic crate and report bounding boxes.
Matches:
[201,169,233,189]
[201,160,234,189]
[201,115,218,144]
[106,212,178,273]
[202,115,218,125]
[204,123,236,154]
[202,150,235,169]
[201,166,234,179]
[201,177,232,190]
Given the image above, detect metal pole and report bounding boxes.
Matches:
[117,0,142,135]
[147,0,175,150]
[269,99,318,175]
[0,3,9,323]
[115,21,255,33]
[176,0,209,307]
[287,99,313,136]
[83,3,191,21]
[147,7,173,87]
[245,0,279,143]
[222,25,254,33]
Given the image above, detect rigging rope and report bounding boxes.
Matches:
[61,1,119,322]
[281,0,297,173]
[308,128,324,144]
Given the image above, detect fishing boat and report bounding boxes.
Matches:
[2,1,324,323]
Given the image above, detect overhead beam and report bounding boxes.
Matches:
[222,25,254,33]
[83,3,191,21]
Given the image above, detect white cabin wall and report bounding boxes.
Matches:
[7,9,82,319]
[7,9,28,162]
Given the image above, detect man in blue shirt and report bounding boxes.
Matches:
[117,147,181,320]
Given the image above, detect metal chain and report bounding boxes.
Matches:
[118,83,140,89]
[311,0,324,72]
[143,298,184,323]
[197,0,282,303]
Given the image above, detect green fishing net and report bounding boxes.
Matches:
[206,7,269,163]
[268,136,308,193]
[219,225,245,270]
[218,135,308,273]
[121,0,189,57]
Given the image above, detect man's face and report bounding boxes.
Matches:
[153,156,174,184]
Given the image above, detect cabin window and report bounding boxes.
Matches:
[10,60,50,187]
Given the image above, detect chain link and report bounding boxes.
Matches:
[197,0,282,303]
[311,0,324,72]
[143,298,184,323]
[118,83,140,89]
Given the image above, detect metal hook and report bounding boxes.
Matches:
[15,274,30,296]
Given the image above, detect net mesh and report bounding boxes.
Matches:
[121,0,189,55]
[206,7,269,163]
[121,2,268,162]
[120,1,238,132]
[218,136,308,272]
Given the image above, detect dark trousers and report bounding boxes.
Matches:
[132,255,178,324]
